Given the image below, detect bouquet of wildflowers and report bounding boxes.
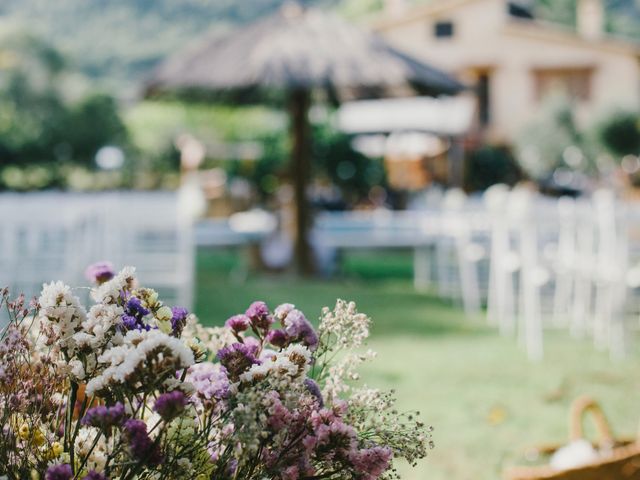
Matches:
[0,263,432,480]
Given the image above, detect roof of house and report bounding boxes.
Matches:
[372,0,640,57]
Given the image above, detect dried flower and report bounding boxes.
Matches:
[45,464,73,480]
[282,309,318,351]
[217,342,260,381]
[1,274,430,480]
[171,306,189,336]
[81,402,126,432]
[265,328,288,348]
[85,261,115,285]
[245,301,273,331]
[154,390,188,421]
[225,314,251,333]
[123,419,163,466]
[81,471,107,480]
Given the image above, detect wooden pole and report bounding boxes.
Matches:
[289,89,314,275]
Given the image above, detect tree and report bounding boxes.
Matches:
[598,110,640,158]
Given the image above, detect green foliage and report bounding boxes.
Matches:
[465,144,524,192]
[127,101,384,204]
[534,0,576,28]
[58,94,128,166]
[516,97,596,179]
[598,110,640,157]
[0,33,131,190]
[312,123,386,203]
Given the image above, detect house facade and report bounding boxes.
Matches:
[373,0,640,142]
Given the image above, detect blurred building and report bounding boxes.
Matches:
[373,0,640,142]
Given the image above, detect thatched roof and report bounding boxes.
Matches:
[146,5,463,101]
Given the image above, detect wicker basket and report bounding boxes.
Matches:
[504,396,640,480]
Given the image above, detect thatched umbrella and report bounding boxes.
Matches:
[147,4,463,274]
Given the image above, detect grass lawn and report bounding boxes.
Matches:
[195,249,640,480]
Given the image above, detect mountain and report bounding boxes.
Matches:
[0,0,325,95]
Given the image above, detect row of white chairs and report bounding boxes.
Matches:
[0,191,194,314]
[314,186,639,360]
[419,186,637,361]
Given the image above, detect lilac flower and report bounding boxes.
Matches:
[227,459,238,477]
[186,362,230,403]
[154,390,188,421]
[243,336,261,355]
[304,378,324,407]
[225,314,251,333]
[283,309,319,351]
[217,343,260,381]
[171,306,189,336]
[45,464,73,480]
[266,329,289,348]
[245,301,273,331]
[81,402,126,432]
[81,472,107,480]
[349,446,393,479]
[274,303,295,321]
[123,419,162,466]
[85,261,115,285]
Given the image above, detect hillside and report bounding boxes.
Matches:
[0,0,322,94]
[0,0,638,96]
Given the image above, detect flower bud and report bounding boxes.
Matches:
[156,306,172,322]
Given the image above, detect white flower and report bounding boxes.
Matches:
[156,306,172,321]
[37,281,86,353]
[74,427,107,471]
[181,320,236,359]
[86,329,194,396]
[73,303,124,350]
[318,299,370,350]
[239,344,311,383]
[69,359,85,380]
[91,266,136,304]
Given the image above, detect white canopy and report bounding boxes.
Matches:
[337,95,475,136]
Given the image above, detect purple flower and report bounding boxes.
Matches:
[274,303,295,321]
[227,459,238,477]
[186,362,230,404]
[85,262,115,285]
[154,390,188,421]
[245,301,273,331]
[122,296,151,331]
[171,306,189,336]
[349,446,393,478]
[225,314,251,333]
[217,342,260,381]
[82,403,126,433]
[304,378,324,407]
[81,472,107,480]
[122,314,137,330]
[283,310,319,351]
[45,464,73,480]
[123,419,162,466]
[266,329,289,348]
[126,297,149,317]
[243,336,261,355]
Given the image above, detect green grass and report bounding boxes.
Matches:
[195,249,640,480]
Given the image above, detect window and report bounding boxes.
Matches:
[532,68,593,102]
[477,73,491,126]
[508,2,534,20]
[434,21,454,38]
